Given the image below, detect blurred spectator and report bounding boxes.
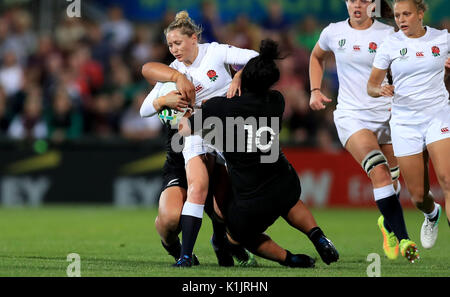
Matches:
[120,90,162,140]
[152,10,176,65]
[7,9,37,65]
[7,86,47,140]
[198,0,224,43]
[0,86,11,134]
[260,1,290,35]
[84,93,120,138]
[55,16,86,52]
[45,87,83,142]
[0,50,24,98]
[84,21,113,73]
[294,15,322,52]
[225,14,261,50]
[66,43,104,108]
[101,6,133,52]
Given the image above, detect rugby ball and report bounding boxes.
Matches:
[157,82,190,128]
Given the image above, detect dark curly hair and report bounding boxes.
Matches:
[241,39,281,94]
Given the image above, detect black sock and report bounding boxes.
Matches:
[376,194,409,241]
[448,219,450,227]
[211,219,227,247]
[384,189,402,233]
[180,215,202,258]
[306,226,324,244]
[226,239,249,261]
[161,239,181,260]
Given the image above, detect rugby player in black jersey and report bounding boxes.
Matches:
[180,39,339,267]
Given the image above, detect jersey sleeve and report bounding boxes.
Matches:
[215,43,259,66]
[140,82,163,118]
[317,24,332,52]
[372,39,391,70]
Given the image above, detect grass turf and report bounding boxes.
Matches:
[0,206,448,277]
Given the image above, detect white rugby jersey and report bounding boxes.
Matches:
[318,19,394,120]
[140,42,258,117]
[373,26,449,123]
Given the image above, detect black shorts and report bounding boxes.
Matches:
[224,169,301,245]
[161,151,187,191]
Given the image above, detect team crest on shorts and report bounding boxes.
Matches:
[207,70,218,82]
[441,127,449,134]
[431,46,440,57]
[368,42,377,53]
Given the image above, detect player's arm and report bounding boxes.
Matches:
[140,84,189,118]
[367,67,395,98]
[309,43,332,110]
[227,69,243,98]
[141,62,195,105]
[221,44,259,98]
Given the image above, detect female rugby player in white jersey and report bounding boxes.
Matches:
[368,0,450,252]
[140,11,259,266]
[309,0,419,262]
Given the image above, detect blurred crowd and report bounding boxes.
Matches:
[0,1,448,152]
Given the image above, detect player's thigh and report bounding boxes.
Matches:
[396,152,429,198]
[427,138,450,190]
[380,144,398,168]
[345,129,384,164]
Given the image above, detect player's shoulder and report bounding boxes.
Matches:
[323,20,348,32]
[425,26,448,39]
[372,20,395,33]
[386,30,405,43]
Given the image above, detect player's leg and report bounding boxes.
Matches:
[176,154,213,266]
[425,139,450,240]
[380,144,401,197]
[207,161,256,266]
[396,151,437,253]
[282,200,339,265]
[155,186,185,260]
[346,129,409,258]
[226,233,315,268]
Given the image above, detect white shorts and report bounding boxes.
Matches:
[182,134,213,165]
[390,104,450,157]
[333,109,392,147]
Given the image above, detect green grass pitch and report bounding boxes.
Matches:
[0,206,448,277]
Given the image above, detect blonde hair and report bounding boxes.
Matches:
[394,0,427,12]
[164,11,202,38]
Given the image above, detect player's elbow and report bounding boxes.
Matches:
[142,63,157,85]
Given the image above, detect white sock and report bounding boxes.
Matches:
[424,202,440,220]
[373,184,396,201]
[394,182,401,195]
[181,201,204,219]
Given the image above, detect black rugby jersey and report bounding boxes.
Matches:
[188,90,299,200]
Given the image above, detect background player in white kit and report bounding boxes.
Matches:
[368,0,450,251]
[140,11,259,266]
[309,0,418,262]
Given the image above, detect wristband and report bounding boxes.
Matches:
[310,88,321,92]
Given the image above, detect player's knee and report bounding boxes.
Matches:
[187,182,209,204]
[361,150,389,181]
[390,166,400,182]
[436,173,450,192]
[157,209,181,231]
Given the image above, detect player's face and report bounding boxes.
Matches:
[394,1,424,37]
[346,0,373,23]
[166,29,198,65]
